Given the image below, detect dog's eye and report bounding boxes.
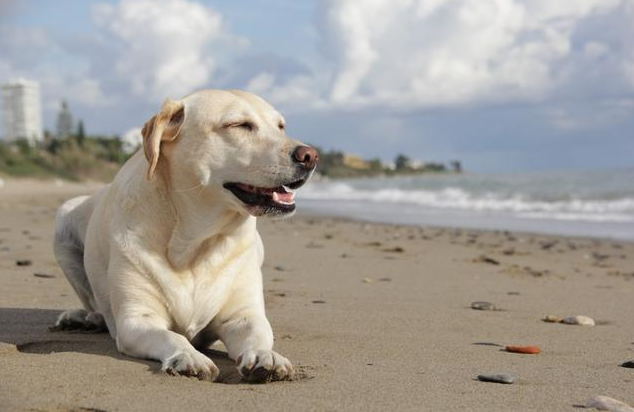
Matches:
[278,123,285,131]
[229,122,255,132]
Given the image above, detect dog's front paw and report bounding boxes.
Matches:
[236,349,294,383]
[163,350,219,381]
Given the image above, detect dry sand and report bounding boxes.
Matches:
[0,179,633,411]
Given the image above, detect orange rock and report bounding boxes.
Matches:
[505,345,541,354]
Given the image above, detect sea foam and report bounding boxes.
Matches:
[300,181,634,223]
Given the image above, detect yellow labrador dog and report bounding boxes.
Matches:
[52,90,318,383]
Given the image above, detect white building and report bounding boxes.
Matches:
[1,79,43,144]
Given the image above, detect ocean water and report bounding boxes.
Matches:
[297,169,634,240]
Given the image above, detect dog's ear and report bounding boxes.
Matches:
[142,98,185,180]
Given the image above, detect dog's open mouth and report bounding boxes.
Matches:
[224,179,306,214]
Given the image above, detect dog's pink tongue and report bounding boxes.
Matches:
[273,190,295,204]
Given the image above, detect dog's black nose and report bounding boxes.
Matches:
[292,146,319,170]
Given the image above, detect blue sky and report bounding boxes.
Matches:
[1,0,633,172]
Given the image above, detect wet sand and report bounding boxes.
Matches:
[0,179,633,411]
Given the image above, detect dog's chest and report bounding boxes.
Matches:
[166,245,255,340]
[168,275,230,339]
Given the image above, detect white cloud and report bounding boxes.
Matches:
[246,73,325,109]
[246,72,276,94]
[93,0,230,100]
[121,127,143,154]
[43,76,110,108]
[301,0,632,109]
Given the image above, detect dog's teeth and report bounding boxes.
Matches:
[282,185,293,193]
[272,192,280,202]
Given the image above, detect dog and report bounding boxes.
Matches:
[52,89,318,382]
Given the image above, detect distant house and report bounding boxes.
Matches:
[1,78,43,144]
[343,155,371,170]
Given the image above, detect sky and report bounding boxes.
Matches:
[1,0,633,173]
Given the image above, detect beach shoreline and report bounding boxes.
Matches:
[1,179,633,411]
[299,169,634,242]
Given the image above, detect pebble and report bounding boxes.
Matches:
[505,345,541,354]
[16,259,32,267]
[542,315,563,323]
[477,374,515,384]
[33,273,55,279]
[471,301,496,311]
[474,255,500,265]
[383,246,404,253]
[273,265,285,271]
[312,300,326,304]
[621,360,634,368]
[362,278,373,283]
[586,395,634,411]
[562,315,595,326]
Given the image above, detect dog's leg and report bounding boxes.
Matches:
[54,196,96,311]
[115,315,219,381]
[53,196,108,333]
[213,308,294,383]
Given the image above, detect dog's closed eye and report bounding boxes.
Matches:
[226,121,256,132]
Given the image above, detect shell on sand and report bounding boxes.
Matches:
[586,395,634,411]
[562,315,595,326]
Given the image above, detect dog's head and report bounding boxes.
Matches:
[141,89,318,217]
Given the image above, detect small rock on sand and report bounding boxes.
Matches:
[382,246,404,253]
[471,301,496,311]
[562,315,595,326]
[621,360,634,369]
[274,265,285,271]
[33,273,55,279]
[586,395,634,411]
[477,374,515,384]
[362,278,373,283]
[542,315,563,323]
[473,255,500,265]
[16,259,32,267]
[505,345,541,354]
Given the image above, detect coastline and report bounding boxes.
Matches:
[299,198,634,242]
[298,169,634,242]
[1,180,633,411]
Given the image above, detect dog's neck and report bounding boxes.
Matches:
[155,179,254,271]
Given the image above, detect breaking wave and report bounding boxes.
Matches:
[299,181,634,223]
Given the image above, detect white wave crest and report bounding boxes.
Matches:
[299,182,634,222]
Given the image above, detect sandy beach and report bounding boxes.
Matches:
[0,179,633,412]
